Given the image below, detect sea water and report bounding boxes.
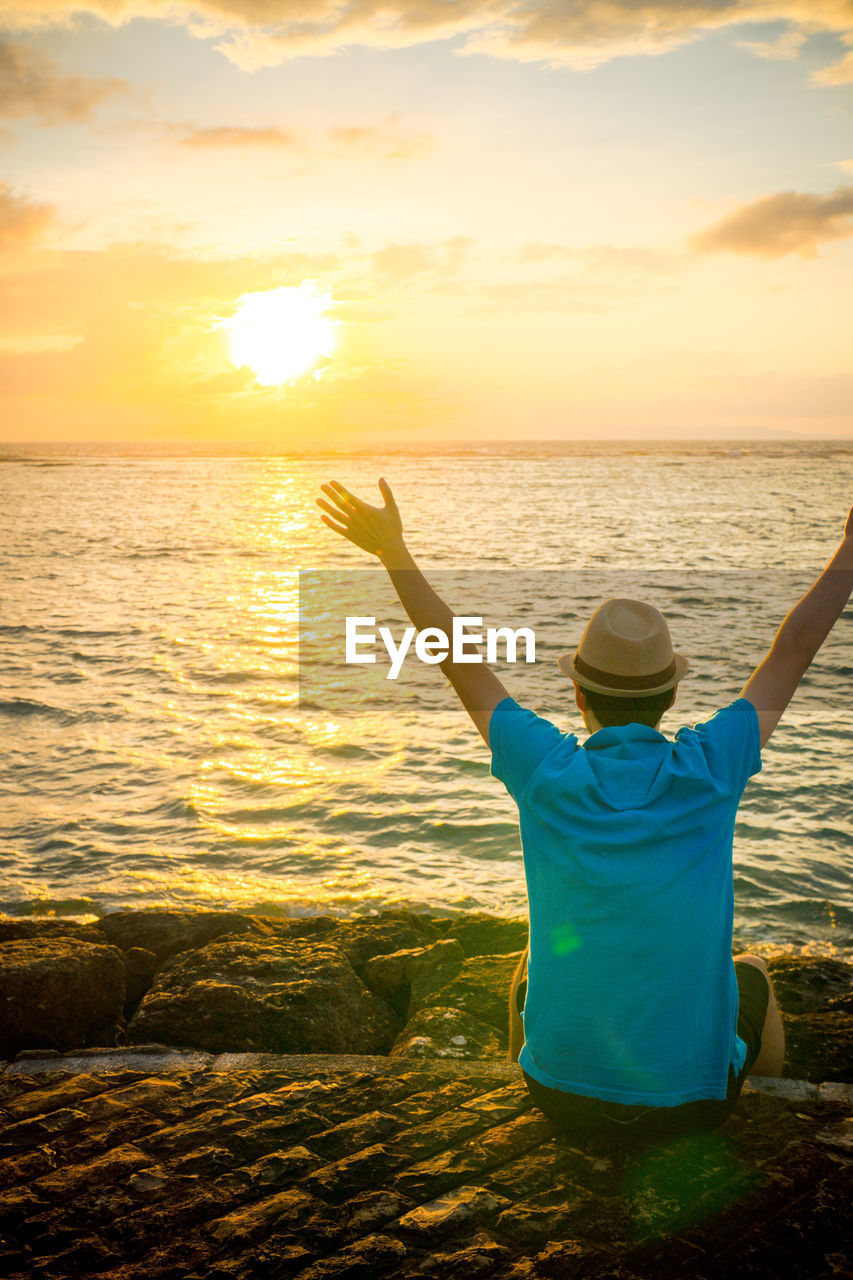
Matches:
[1,440,851,956]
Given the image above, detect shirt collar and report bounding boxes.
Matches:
[584,723,668,750]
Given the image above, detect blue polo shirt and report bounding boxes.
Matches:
[491,696,762,1107]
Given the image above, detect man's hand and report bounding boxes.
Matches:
[316,475,510,747]
[317,478,404,560]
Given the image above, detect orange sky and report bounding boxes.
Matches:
[1,4,852,442]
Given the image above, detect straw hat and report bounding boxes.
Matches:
[557,598,688,698]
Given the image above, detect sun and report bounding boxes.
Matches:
[222,282,337,386]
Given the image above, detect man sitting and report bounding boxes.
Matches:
[318,477,852,1142]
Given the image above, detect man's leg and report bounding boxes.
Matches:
[507,945,528,1064]
[734,953,785,1077]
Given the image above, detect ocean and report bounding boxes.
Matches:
[2,439,851,957]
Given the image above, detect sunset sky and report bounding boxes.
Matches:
[2,2,852,443]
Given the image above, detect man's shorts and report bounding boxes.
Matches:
[516,959,771,1145]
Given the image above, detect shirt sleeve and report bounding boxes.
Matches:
[686,698,762,797]
[490,696,568,802]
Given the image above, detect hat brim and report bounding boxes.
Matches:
[556,651,689,697]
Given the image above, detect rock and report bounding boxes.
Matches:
[815,1117,853,1155]
[120,947,159,1015]
[391,1006,503,1059]
[0,938,126,1060]
[0,917,104,946]
[94,909,268,960]
[2,911,850,1084]
[419,1231,512,1279]
[439,913,528,958]
[126,936,399,1055]
[763,957,853,1082]
[767,956,853,1015]
[363,939,465,1015]
[411,953,523,1040]
[410,958,468,1018]
[781,1012,853,1083]
[326,913,439,972]
[397,1184,509,1241]
[496,1187,587,1247]
[294,1233,409,1280]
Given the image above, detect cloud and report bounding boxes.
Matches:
[517,242,682,275]
[0,38,127,122]
[0,333,83,352]
[328,117,433,160]
[173,114,432,159]
[177,125,296,148]
[736,28,806,61]
[366,235,682,312]
[691,186,853,257]
[0,183,54,248]
[1,2,853,75]
[813,40,853,85]
[372,237,473,279]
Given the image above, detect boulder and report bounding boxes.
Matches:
[126,937,399,1055]
[780,1012,853,1083]
[764,957,853,1081]
[94,909,270,960]
[0,937,126,1059]
[767,957,853,1015]
[363,939,465,1015]
[410,953,523,1041]
[410,957,469,1018]
[326,913,439,972]
[390,1006,503,1060]
[0,916,104,945]
[439,913,528,958]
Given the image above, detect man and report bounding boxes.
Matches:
[318,477,853,1143]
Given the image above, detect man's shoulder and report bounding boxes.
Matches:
[490,697,578,800]
[491,695,560,731]
[673,698,762,785]
[675,698,760,742]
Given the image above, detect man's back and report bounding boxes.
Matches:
[491,695,762,1105]
[319,478,851,1127]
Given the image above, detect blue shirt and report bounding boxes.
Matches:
[490,696,762,1107]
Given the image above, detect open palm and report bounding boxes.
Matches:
[317,478,403,558]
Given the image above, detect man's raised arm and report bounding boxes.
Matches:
[317,477,509,746]
[740,505,853,749]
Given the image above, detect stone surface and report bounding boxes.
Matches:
[94,909,268,960]
[0,1053,849,1280]
[363,940,466,1015]
[391,1007,503,1060]
[760,956,853,1085]
[782,1011,853,1083]
[0,918,105,946]
[766,956,853,1014]
[410,954,523,1043]
[327,915,439,972]
[0,938,126,1060]
[127,937,400,1055]
[437,914,528,958]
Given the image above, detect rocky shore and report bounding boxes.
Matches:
[1,909,851,1280]
[0,908,851,1078]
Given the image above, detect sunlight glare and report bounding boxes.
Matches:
[223,282,337,386]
